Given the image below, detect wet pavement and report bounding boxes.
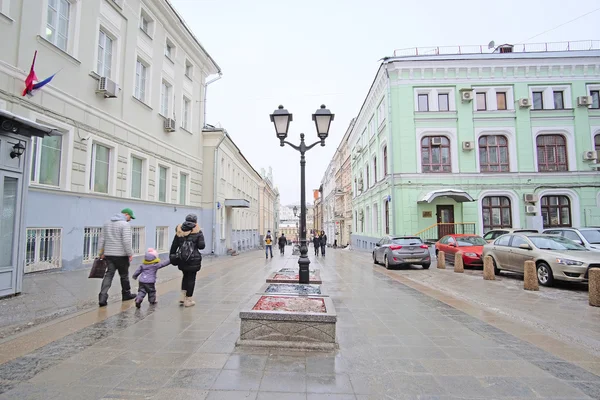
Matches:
[0,249,599,399]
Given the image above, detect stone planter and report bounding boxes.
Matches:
[258,283,325,296]
[237,294,337,350]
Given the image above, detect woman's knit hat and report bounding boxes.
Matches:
[185,214,197,223]
[145,248,159,261]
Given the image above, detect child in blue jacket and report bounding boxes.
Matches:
[132,248,170,308]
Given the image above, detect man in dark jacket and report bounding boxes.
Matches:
[170,214,205,307]
[312,235,320,256]
[320,231,327,256]
[278,233,287,254]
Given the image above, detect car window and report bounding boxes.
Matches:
[456,236,487,246]
[529,235,587,251]
[510,236,529,248]
[515,230,538,233]
[581,229,600,245]
[447,237,456,245]
[494,235,511,247]
[439,236,448,244]
[543,230,558,235]
[392,238,423,245]
[483,232,494,240]
[563,231,582,244]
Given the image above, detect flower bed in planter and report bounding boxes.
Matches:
[252,295,326,313]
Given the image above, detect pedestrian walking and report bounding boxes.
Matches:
[265,230,273,259]
[320,231,327,256]
[170,214,205,307]
[132,248,170,308]
[97,208,137,307]
[313,235,320,256]
[278,233,286,255]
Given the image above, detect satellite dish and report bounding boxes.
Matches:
[488,40,496,49]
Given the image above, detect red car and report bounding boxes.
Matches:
[435,234,487,267]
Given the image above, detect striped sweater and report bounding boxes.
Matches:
[98,214,133,257]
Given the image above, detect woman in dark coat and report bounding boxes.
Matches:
[320,231,327,256]
[313,235,320,256]
[170,214,205,307]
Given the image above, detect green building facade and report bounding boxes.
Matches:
[350,43,600,249]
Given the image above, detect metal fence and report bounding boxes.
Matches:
[25,228,62,273]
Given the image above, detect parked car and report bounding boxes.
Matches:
[373,236,431,270]
[435,234,487,267]
[542,228,600,252]
[483,233,599,286]
[483,228,538,243]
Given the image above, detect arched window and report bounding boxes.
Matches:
[366,166,370,188]
[482,196,512,233]
[541,195,571,228]
[421,136,451,172]
[373,156,378,183]
[479,135,509,172]
[384,201,390,234]
[595,134,600,152]
[373,203,379,233]
[536,135,567,172]
[383,146,388,176]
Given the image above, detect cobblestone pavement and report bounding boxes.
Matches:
[0,249,599,399]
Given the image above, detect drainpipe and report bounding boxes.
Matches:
[385,62,396,236]
[203,73,222,129]
[212,130,228,254]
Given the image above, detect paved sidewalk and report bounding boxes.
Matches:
[0,250,599,399]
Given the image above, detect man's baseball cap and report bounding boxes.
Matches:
[121,208,136,219]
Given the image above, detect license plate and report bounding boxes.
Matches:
[405,258,421,262]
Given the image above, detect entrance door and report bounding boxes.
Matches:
[436,205,455,239]
[0,171,22,298]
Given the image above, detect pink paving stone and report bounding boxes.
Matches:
[252,295,326,313]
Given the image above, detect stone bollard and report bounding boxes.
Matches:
[524,260,539,291]
[437,251,446,269]
[454,252,464,273]
[589,268,600,307]
[483,255,495,280]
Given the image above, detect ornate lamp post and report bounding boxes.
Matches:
[270,105,334,283]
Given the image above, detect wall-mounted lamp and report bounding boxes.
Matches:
[10,141,25,159]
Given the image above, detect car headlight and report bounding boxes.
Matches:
[555,258,584,266]
[465,252,479,257]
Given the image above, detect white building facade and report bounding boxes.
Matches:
[0,0,220,273]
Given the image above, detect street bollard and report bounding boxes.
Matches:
[589,268,600,307]
[454,252,464,273]
[524,260,539,291]
[483,255,495,280]
[437,251,446,269]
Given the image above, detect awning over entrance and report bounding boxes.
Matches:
[224,199,250,208]
[418,189,475,203]
[0,110,59,137]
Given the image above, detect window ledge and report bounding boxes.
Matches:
[36,35,81,66]
[180,127,193,135]
[89,71,101,81]
[29,183,62,191]
[0,11,13,23]
[140,28,153,40]
[165,56,175,64]
[132,96,152,110]
[185,74,193,81]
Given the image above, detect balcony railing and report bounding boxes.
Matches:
[414,223,476,244]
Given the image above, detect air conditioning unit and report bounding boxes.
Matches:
[460,89,474,102]
[462,141,474,151]
[163,118,176,132]
[523,193,538,203]
[518,98,532,108]
[577,96,593,107]
[431,137,443,146]
[96,77,118,98]
[583,150,598,160]
[525,205,537,214]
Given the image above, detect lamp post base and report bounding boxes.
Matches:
[298,242,310,284]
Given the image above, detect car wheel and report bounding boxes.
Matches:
[422,263,430,270]
[536,262,554,287]
[373,252,378,265]
[384,255,390,270]
[491,257,501,276]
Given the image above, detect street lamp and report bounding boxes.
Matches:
[270,104,334,284]
[293,206,298,217]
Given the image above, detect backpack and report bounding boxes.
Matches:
[176,236,196,263]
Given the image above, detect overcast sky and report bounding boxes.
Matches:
[170,0,599,205]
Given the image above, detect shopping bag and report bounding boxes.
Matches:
[88,257,108,279]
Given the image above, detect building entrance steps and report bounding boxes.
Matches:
[0,250,598,399]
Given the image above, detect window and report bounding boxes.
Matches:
[479,135,509,172]
[131,227,145,255]
[365,207,370,233]
[91,143,110,193]
[553,91,565,109]
[134,59,147,102]
[25,228,62,273]
[383,146,388,176]
[369,117,375,137]
[595,134,600,152]
[421,136,451,173]
[158,166,168,202]
[476,92,487,111]
[30,135,62,186]
[179,173,188,205]
[165,40,174,60]
[139,9,152,36]
[482,196,512,233]
[185,60,193,78]
[495,235,511,247]
[496,92,507,110]
[384,201,389,235]
[131,156,143,199]
[182,97,191,130]
[373,203,379,233]
[83,227,102,262]
[160,81,171,116]
[46,0,70,52]
[155,227,168,251]
[536,135,567,172]
[438,94,449,111]
[562,230,582,244]
[591,90,600,109]
[97,30,113,78]
[366,166,370,188]
[417,94,429,111]
[377,100,385,125]
[510,236,528,248]
[533,92,544,110]
[541,195,571,228]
